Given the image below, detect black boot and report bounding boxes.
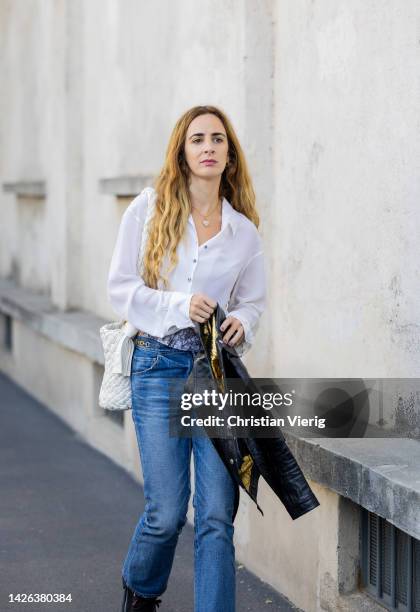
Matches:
[121,577,162,611]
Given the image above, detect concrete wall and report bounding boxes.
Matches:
[271,1,420,379]
[1,1,419,610]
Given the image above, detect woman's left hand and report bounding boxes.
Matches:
[220,316,244,347]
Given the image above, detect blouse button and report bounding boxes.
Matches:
[193,259,197,263]
[204,245,208,249]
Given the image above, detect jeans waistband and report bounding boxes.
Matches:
[134,333,203,355]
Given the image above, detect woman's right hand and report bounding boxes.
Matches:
[189,293,217,323]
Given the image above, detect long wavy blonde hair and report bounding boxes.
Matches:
[143,105,259,289]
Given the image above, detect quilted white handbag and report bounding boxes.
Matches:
[98,187,156,411]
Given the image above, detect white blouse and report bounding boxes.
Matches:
[107,188,266,355]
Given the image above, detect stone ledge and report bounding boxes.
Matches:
[329,590,389,612]
[0,277,419,541]
[98,175,154,197]
[2,180,46,197]
[285,432,420,540]
[0,278,106,365]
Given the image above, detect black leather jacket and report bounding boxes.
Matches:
[185,304,320,523]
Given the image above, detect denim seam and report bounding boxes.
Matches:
[131,354,162,376]
[193,488,200,605]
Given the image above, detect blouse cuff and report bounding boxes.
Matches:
[225,309,255,357]
[226,310,254,344]
[164,291,195,334]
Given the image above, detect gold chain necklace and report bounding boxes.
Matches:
[191,199,221,227]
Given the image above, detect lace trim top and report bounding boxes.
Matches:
[136,327,203,352]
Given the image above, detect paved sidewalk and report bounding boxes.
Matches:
[0,372,301,612]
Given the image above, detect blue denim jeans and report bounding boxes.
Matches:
[122,335,237,612]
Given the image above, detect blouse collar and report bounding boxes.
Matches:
[187,196,241,237]
[221,197,240,237]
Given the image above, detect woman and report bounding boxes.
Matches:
[107,105,266,612]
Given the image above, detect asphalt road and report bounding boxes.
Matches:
[0,372,300,612]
